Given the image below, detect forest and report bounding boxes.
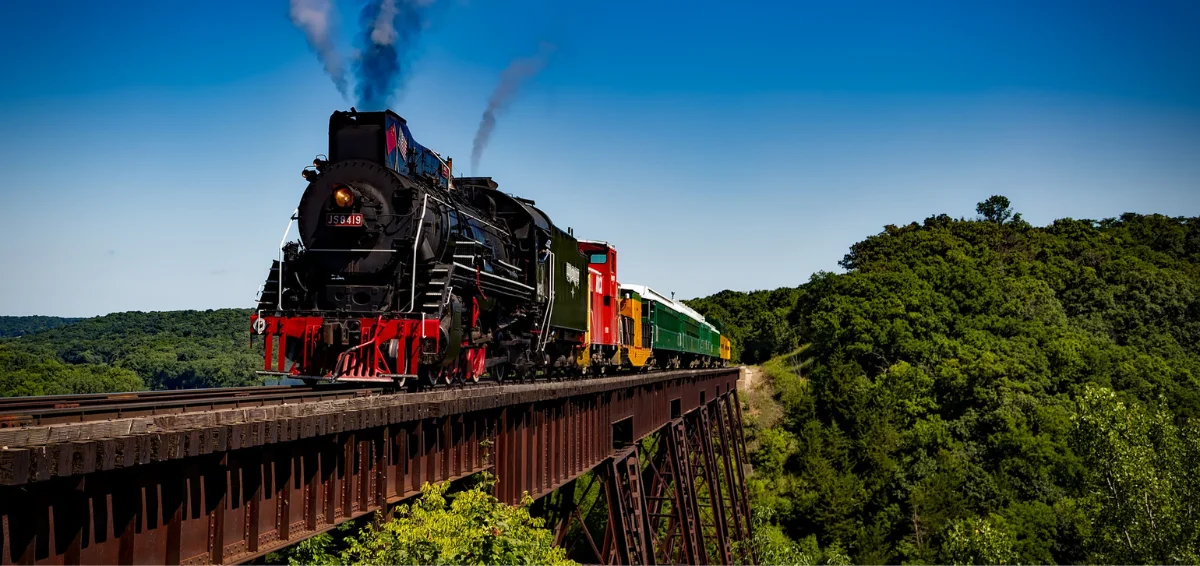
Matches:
[0,309,260,396]
[0,316,83,338]
[688,197,1200,563]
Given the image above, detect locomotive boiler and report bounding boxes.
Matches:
[252,109,587,385]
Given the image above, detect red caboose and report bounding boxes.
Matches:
[578,241,620,368]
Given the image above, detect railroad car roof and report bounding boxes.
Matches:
[619,283,718,333]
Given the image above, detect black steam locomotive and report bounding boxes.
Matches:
[252,109,588,385]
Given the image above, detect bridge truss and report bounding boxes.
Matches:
[0,368,753,565]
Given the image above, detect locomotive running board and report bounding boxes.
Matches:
[255,371,416,383]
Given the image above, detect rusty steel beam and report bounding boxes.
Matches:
[600,447,652,565]
[547,392,757,565]
[0,368,741,565]
[640,420,702,565]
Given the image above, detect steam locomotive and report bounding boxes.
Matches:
[251,109,729,386]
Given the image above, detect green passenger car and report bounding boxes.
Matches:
[621,284,721,360]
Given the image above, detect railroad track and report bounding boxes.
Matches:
[0,367,726,429]
[0,384,393,428]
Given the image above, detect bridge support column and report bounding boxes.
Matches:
[601,446,653,565]
[719,391,755,563]
[547,392,756,565]
[642,419,704,565]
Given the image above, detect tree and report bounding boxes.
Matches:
[940,515,1017,565]
[976,195,1014,224]
[274,481,576,566]
[1070,386,1200,563]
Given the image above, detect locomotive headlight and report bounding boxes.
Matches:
[333,186,355,208]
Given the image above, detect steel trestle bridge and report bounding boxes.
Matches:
[0,368,753,565]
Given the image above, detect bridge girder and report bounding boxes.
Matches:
[0,369,752,565]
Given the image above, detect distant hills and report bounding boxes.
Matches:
[0,315,85,338]
[0,309,261,396]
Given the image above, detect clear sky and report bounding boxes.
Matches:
[1,0,1198,317]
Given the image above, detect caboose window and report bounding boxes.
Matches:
[589,253,607,264]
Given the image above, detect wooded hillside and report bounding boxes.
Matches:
[0,316,83,338]
[688,198,1200,563]
[1,309,260,396]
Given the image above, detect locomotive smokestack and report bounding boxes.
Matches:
[289,0,350,100]
[470,42,556,174]
[354,0,433,110]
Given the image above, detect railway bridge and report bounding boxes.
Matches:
[0,368,754,565]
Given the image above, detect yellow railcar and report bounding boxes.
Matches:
[618,290,653,367]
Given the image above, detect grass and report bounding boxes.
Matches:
[741,344,811,451]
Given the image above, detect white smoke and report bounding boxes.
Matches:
[289,0,350,99]
[370,0,398,45]
[471,42,557,174]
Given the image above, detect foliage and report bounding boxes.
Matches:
[1070,385,1200,563]
[0,316,84,338]
[975,195,1019,225]
[270,481,576,566]
[704,199,1200,563]
[745,507,851,566]
[0,309,261,396]
[267,530,343,566]
[0,344,144,396]
[940,515,1017,565]
[687,287,802,363]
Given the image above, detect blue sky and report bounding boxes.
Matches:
[1,0,1198,317]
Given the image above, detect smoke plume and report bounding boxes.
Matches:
[289,0,349,99]
[354,0,429,110]
[471,43,557,174]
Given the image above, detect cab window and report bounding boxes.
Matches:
[589,253,607,264]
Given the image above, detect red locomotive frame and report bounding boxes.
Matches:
[251,314,446,383]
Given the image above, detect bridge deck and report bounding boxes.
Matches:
[0,368,744,565]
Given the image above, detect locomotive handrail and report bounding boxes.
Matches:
[277,209,299,309]
[496,258,521,272]
[451,262,536,291]
[408,193,430,312]
[307,249,402,253]
[425,192,507,234]
[538,251,556,352]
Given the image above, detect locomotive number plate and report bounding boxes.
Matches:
[326,213,364,227]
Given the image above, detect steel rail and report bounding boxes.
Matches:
[0,384,388,428]
[0,384,319,410]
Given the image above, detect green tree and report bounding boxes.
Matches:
[976,195,1014,224]
[1070,385,1200,563]
[278,481,575,566]
[940,515,1017,565]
